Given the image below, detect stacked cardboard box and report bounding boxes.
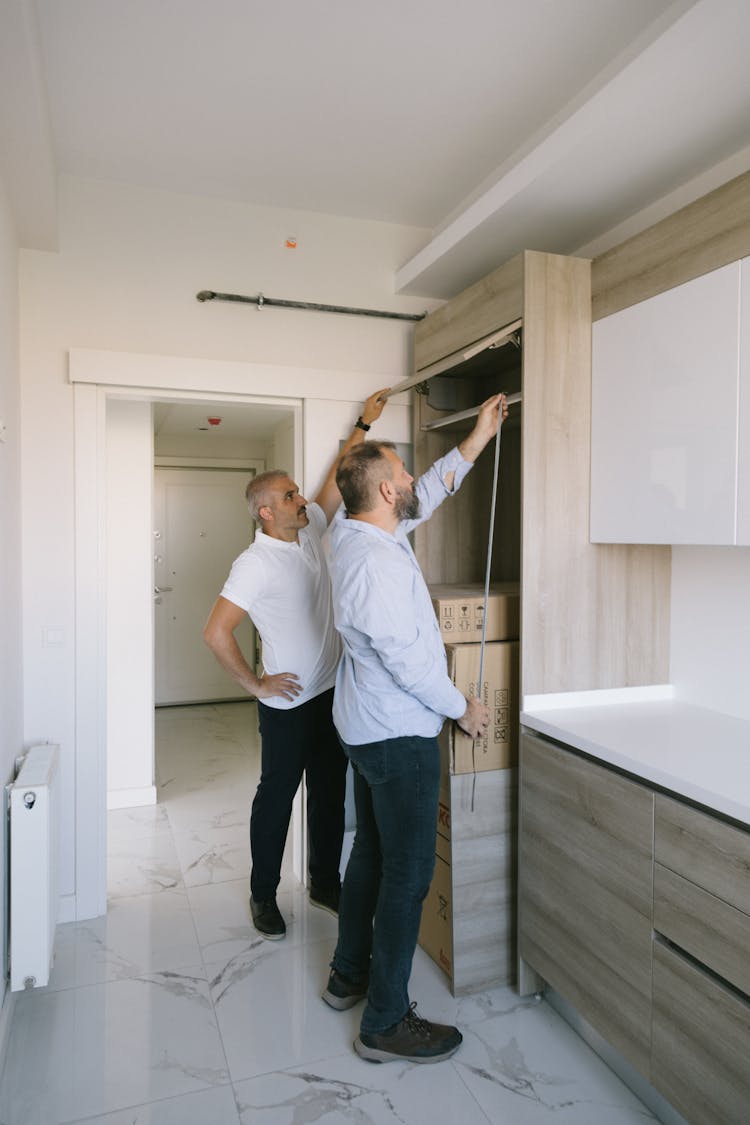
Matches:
[430,582,519,644]
[419,583,520,989]
[418,777,453,979]
[439,640,519,774]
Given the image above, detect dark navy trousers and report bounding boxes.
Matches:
[251,687,347,901]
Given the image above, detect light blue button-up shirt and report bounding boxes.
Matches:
[330,446,472,745]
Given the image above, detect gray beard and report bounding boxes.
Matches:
[395,486,420,521]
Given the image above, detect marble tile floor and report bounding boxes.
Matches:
[0,702,658,1124]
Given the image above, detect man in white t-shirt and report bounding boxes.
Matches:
[203,389,388,940]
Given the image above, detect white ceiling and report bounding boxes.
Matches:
[3,0,750,299]
[153,400,292,447]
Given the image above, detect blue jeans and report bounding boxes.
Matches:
[252,689,346,901]
[332,735,440,1034]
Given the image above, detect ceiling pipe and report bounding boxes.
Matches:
[196,289,425,322]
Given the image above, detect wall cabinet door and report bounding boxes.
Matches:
[591,261,741,545]
[518,731,654,1075]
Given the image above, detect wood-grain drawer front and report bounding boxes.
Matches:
[521,733,653,917]
[652,941,750,1125]
[519,732,653,1075]
[655,794,750,914]
[654,864,750,996]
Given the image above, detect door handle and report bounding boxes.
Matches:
[154,586,173,594]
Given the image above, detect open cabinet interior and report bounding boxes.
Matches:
[414,328,523,588]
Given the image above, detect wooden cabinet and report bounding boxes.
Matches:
[652,795,750,1123]
[520,730,750,1123]
[410,249,668,997]
[591,258,748,545]
[412,249,670,696]
[518,731,653,1074]
[652,940,750,1125]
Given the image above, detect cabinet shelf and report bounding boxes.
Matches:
[422,391,522,432]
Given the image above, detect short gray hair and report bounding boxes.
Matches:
[335,441,396,515]
[245,470,289,522]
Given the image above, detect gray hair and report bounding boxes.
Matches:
[245,470,289,522]
[335,441,396,515]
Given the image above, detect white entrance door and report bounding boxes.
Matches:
[154,467,258,705]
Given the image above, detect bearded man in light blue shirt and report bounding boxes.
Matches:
[322,394,506,1064]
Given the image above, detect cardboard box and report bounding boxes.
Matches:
[429,582,519,644]
[418,832,453,979]
[439,640,519,773]
[436,783,451,843]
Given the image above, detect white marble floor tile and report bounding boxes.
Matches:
[188,878,338,964]
[48,889,202,990]
[452,987,657,1123]
[157,762,253,801]
[186,877,261,962]
[232,1055,494,1125]
[107,831,183,900]
[58,1084,241,1124]
[171,824,251,887]
[1,969,230,1125]
[206,938,352,1083]
[164,786,250,836]
[155,702,257,754]
[107,803,172,844]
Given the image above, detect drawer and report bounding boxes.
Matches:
[652,939,750,1125]
[653,863,750,996]
[654,794,750,914]
[520,733,652,1076]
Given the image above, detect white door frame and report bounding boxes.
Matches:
[72,358,304,918]
[70,346,406,919]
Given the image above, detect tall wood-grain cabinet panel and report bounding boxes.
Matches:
[412,250,670,696]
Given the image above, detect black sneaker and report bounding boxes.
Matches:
[322,969,368,1011]
[309,883,341,917]
[354,1002,462,1064]
[250,896,286,940]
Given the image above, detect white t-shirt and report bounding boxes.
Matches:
[220,503,340,709]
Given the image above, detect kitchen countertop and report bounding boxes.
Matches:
[520,686,750,827]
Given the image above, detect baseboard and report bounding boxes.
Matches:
[106,785,157,810]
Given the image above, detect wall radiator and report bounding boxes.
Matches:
[6,744,60,991]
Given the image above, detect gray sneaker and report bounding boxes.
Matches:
[322,969,368,1010]
[354,1002,462,1063]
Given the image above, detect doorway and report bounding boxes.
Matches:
[72,379,303,919]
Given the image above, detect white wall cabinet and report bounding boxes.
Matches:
[591,260,744,545]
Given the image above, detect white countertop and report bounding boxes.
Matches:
[520,686,750,827]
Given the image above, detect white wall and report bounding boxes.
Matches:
[0,173,22,1043]
[106,399,155,807]
[670,547,750,721]
[19,175,430,915]
[267,415,296,484]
